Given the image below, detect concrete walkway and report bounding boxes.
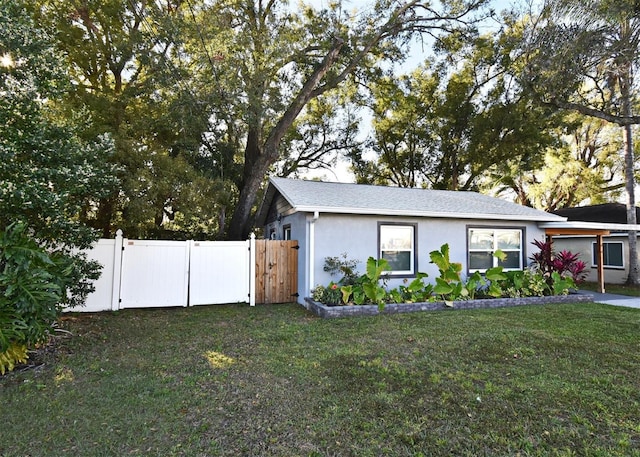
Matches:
[578,290,640,309]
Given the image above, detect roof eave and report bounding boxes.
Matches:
[292,205,564,222]
[540,221,640,232]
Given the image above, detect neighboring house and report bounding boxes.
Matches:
[552,203,640,284]
[256,177,566,304]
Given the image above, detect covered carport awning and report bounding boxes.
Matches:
[539,221,640,293]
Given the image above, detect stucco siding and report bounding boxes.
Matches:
[265,211,547,304]
[553,235,632,284]
[305,213,546,300]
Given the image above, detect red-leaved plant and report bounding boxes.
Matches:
[531,239,587,283]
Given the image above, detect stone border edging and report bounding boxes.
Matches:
[304,293,595,318]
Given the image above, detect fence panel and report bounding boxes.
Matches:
[189,240,250,305]
[119,239,190,309]
[69,238,118,312]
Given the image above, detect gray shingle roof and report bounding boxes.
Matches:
[268,177,564,222]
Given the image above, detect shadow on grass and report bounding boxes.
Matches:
[2,302,640,456]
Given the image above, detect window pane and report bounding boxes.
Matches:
[382,251,411,272]
[380,226,413,250]
[469,252,493,270]
[469,230,494,250]
[594,242,624,267]
[605,243,623,267]
[497,231,521,250]
[498,251,521,269]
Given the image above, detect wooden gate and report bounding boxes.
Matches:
[255,240,298,304]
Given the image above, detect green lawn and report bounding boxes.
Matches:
[580,281,640,297]
[1,303,640,457]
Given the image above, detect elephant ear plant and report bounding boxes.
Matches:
[430,244,462,307]
[429,244,507,305]
[340,257,390,310]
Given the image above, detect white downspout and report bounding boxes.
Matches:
[308,211,320,299]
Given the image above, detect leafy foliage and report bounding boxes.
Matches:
[322,253,360,285]
[0,343,28,376]
[1,0,119,249]
[531,239,587,285]
[427,244,505,304]
[357,25,558,191]
[311,283,341,306]
[340,258,391,310]
[0,1,111,372]
[0,224,67,354]
[388,273,433,304]
[313,241,585,306]
[27,0,221,239]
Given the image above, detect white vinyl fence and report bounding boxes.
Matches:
[70,230,256,312]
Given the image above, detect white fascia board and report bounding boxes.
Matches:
[539,221,640,231]
[293,205,564,222]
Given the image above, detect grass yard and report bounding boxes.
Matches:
[580,281,640,297]
[1,303,640,457]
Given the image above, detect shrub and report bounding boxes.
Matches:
[312,283,342,306]
[323,253,361,285]
[340,257,390,309]
[0,222,95,373]
[0,343,28,375]
[530,239,586,291]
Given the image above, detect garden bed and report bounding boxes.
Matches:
[304,292,595,318]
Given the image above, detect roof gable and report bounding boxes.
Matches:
[258,178,563,224]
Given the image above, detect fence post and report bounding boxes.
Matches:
[249,233,256,306]
[111,229,124,311]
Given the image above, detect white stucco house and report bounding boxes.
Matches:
[256,177,570,304]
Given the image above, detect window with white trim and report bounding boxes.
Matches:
[379,223,416,276]
[592,241,624,268]
[468,228,523,272]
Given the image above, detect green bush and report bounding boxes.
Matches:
[0,222,96,373]
[340,257,390,310]
[0,343,28,375]
[312,282,342,305]
[312,242,579,308]
[322,254,361,285]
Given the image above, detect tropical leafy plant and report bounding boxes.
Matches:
[429,244,465,306]
[531,239,586,285]
[0,222,87,373]
[312,283,342,306]
[339,257,390,310]
[388,273,433,304]
[428,244,499,305]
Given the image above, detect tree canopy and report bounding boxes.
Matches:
[520,0,640,282]
[1,0,118,250]
[15,0,640,245]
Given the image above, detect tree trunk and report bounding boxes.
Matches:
[94,197,115,238]
[623,122,639,284]
[620,71,639,284]
[226,38,345,240]
[227,153,271,240]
